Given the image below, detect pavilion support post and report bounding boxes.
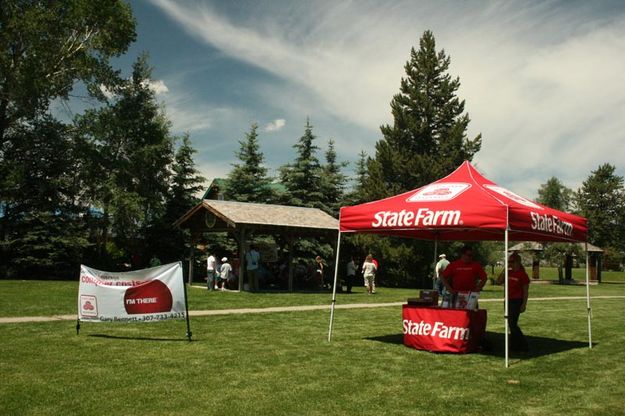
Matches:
[238,228,246,292]
[504,229,510,368]
[585,242,593,348]
[327,232,342,342]
[288,236,294,292]
[188,234,196,286]
[433,238,438,290]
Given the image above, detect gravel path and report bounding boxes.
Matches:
[1,295,623,324]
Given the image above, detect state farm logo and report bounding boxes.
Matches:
[80,295,98,317]
[124,279,173,314]
[483,185,542,209]
[406,183,471,202]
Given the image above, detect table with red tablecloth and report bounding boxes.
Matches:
[402,304,487,353]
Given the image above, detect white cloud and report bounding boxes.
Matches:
[264,118,286,132]
[151,0,625,197]
[98,84,115,100]
[145,79,169,95]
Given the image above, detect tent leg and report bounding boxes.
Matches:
[433,238,438,290]
[327,232,342,342]
[585,242,592,348]
[504,229,509,368]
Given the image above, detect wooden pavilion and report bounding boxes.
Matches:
[174,200,339,290]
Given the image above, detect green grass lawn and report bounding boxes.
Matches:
[1,267,623,317]
[1,296,624,415]
[1,277,625,415]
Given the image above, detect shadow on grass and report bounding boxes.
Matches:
[365,334,404,345]
[481,331,594,358]
[365,331,594,359]
[88,334,192,342]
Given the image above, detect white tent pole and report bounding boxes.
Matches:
[433,237,438,290]
[504,229,509,368]
[585,241,592,348]
[327,231,342,342]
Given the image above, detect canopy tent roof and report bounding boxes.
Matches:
[339,161,587,243]
[174,199,338,237]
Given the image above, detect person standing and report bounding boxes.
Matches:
[245,245,260,291]
[315,255,326,290]
[371,257,379,293]
[434,254,450,296]
[206,252,216,291]
[361,254,377,294]
[219,257,233,291]
[345,256,357,293]
[441,246,487,294]
[497,253,530,351]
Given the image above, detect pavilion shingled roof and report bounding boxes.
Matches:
[174,199,338,235]
[202,200,337,230]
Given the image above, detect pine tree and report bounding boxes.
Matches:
[576,164,624,249]
[344,150,369,205]
[279,119,326,210]
[536,177,573,211]
[75,54,176,267]
[279,119,332,267]
[366,30,481,200]
[320,139,348,216]
[147,134,206,264]
[169,134,206,213]
[0,117,88,278]
[225,124,275,203]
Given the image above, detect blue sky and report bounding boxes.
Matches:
[75,0,625,199]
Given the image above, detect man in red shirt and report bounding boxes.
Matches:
[441,246,487,293]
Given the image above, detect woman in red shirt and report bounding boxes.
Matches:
[497,253,530,352]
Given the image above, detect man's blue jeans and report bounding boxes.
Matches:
[207,270,215,291]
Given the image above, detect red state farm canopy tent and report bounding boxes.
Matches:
[328,161,592,367]
[338,160,586,242]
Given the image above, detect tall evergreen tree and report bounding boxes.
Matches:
[344,150,369,206]
[279,119,326,211]
[225,123,275,203]
[76,54,175,267]
[536,177,573,211]
[366,30,481,200]
[320,139,348,216]
[355,31,482,287]
[168,134,206,216]
[576,164,625,249]
[0,117,88,278]
[147,133,206,264]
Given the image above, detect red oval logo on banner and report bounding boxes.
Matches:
[423,188,452,196]
[124,280,173,314]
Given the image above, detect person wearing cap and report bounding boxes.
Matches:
[219,257,233,291]
[434,253,450,297]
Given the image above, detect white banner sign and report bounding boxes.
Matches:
[78,262,186,323]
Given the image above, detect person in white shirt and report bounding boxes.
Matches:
[361,254,377,294]
[219,257,232,291]
[434,253,450,296]
[206,252,216,291]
